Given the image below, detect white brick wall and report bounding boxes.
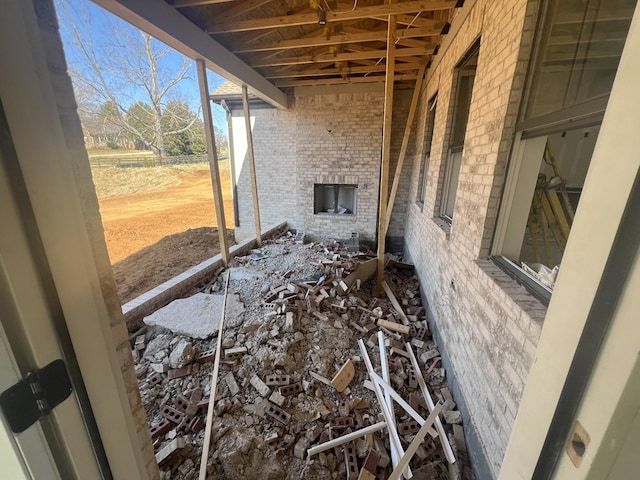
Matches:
[232,89,413,243]
[403,0,542,476]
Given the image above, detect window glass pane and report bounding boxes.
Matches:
[417,96,437,203]
[516,125,599,288]
[451,74,474,148]
[443,150,462,218]
[524,0,635,121]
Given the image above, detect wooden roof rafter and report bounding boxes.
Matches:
[206,0,458,34]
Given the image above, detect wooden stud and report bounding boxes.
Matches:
[331,359,355,392]
[388,403,443,480]
[378,319,410,335]
[381,281,410,325]
[307,422,387,457]
[233,27,442,53]
[251,47,434,68]
[242,85,262,246]
[376,17,396,294]
[384,65,427,232]
[197,59,229,265]
[406,343,456,464]
[369,369,437,439]
[198,271,230,480]
[263,62,425,80]
[358,339,411,478]
[274,74,419,88]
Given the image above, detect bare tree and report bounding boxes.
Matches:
[57,0,200,157]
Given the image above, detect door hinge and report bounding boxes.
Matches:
[0,359,72,433]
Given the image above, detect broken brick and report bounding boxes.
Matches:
[224,372,240,396]
[265,402,291,425]
[160,405,185,425]
[195,348,216,364]
[147,372,163,387]
[398,419,421,435]
[134,335,145,351]
[149,419,172,439]
[294,436,310,460]
[173,395,189,413]
[250,375,271,397]
[167,365,191,380]
[265,374,291,386]
[344,442,359,479]
[224,346,247,360]
[280,382,303,397]
[155,437,186,467]
[333,416,354,429]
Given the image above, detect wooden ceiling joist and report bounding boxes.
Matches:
[173,0,234,7]
[371,15,446,29]
[207,0,458,34]
[233,26,442,53]
[252,46,435,67]
[274,73,418,87]
[263,62,425,79]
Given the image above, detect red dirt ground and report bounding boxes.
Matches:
[98,166,235,303]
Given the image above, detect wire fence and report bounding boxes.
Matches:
[89,153,229,168]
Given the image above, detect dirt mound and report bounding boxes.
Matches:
[113,227,235,304]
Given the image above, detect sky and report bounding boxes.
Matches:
[55,0,228,131]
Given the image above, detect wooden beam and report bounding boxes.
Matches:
[307,422,388,456]
[207,1,458,33]
[376,17,396,294]
[274,74,417,87]
[197,60,230,264]
[93,0,288,109]
[198,271,230,480]
[251,46,434,67]
[384,64,426,232]
[174,0,234,7]
[359,338,411,477]
[233,27,442,53]
[263,62,424,79]
[381,280,411,325]
[388,403,443,480]
[371,14,447,29]
[242,85,262,247]
[406,343,456,463]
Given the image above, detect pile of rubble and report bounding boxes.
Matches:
[131,232,474,479]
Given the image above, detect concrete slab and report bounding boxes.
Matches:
[143,292,245,338]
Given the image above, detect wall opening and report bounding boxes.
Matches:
[314,184,357,215]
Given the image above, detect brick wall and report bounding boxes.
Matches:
[234,87,414,243]
[35,2,158,477]
[403,0,543,476]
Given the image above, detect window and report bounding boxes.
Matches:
[314,184,357,215]
[493,0,634,299]
[441,42,479,221]
[417,94,437,205]
[521,0,635,125]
